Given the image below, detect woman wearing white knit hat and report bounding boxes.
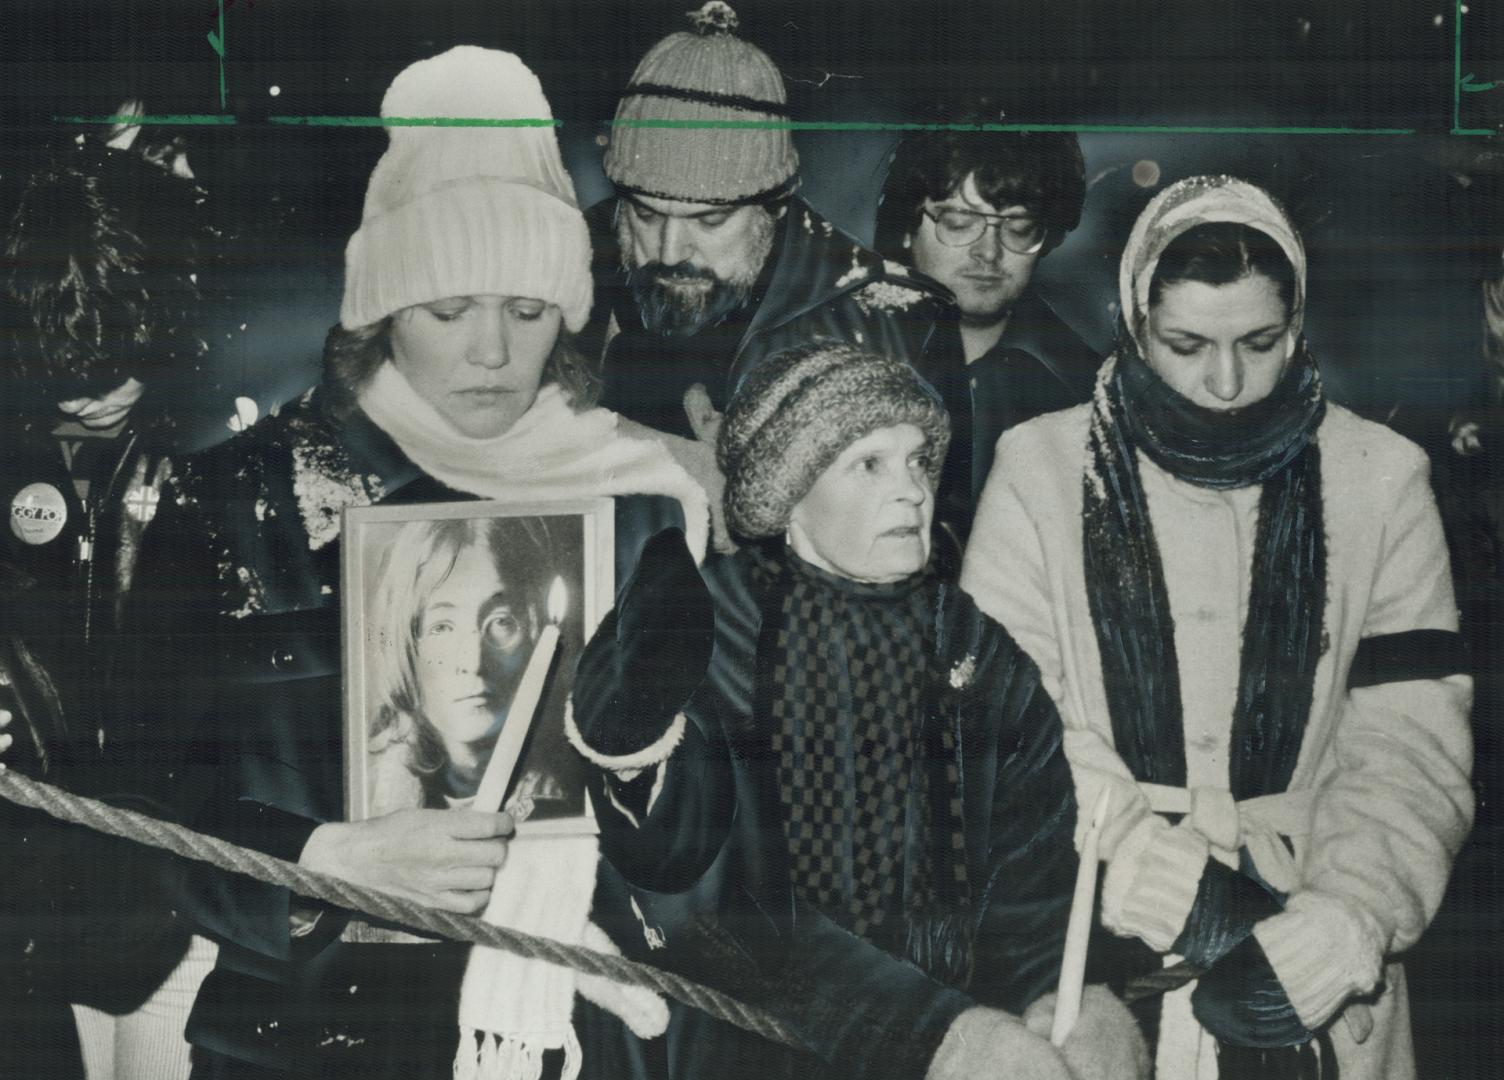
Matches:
[130,45,722,1080]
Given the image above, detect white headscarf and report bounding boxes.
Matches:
[1119,175,1307,358]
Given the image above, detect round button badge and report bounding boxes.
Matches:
[10,482,68,545]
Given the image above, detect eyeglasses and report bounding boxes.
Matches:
[921,206,1046,255]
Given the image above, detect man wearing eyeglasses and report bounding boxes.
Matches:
[584,4,975,550]
[877,122,1100,497]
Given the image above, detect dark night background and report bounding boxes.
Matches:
[2,1,1502,1075]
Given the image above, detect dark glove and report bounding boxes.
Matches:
[571,528,715,759]
[1191,934,1315,1048]
[1171,859,1285,968]
[1103,812,1289,960]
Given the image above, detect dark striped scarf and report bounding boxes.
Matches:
[1085,329,1334,1077]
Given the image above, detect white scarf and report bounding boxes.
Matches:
[357,362,683,1077]
[358,361,711,561]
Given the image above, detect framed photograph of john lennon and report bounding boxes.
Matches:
[341,497,612,845]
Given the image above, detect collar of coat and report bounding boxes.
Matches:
[742,199,943,342]
[595,195,947,359]
[980,287,1101,397]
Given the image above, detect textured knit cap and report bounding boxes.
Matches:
[719,343,951,539]
[603,2,799,204]
[341,46,592,331]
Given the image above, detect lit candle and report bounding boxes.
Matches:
[1052,787,1112,1046]
[471,576,567,815]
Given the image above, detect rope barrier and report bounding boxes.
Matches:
[0,767,800,1049]
[0,767,1195,1037]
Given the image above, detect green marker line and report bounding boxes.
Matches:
[53,114,239,125]
[1451,0,1496,136]
[269,115,560,127]
[217,0,226,110]
[1454,0,1463,131]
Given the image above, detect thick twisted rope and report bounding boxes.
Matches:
[0,767,800,1049]
[0,767,1193,1032]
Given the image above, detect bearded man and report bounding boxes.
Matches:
[584,2,974,543]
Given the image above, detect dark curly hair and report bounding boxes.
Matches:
[875,108,1086,262]
[0,140,207,405]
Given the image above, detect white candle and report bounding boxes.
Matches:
[471,576,567,815]
[1052,787,1112,1046]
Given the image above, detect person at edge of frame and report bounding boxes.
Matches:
[960,174,1474,1079]
[1439,247,1504,835]
[120,45,724,1080]
[0,131,222,1080]
[579,0,975,565]
[567,341,1150,1080]
[874,110,1101,500]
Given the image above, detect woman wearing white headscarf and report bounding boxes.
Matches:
[961,175,1473,1078]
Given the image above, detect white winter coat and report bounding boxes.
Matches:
[962,402,1473,1079]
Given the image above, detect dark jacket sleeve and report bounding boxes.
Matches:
[940,586,1080,1013]
[968,689,1080,1012]
[572,529,734,890]
[723,906,974,1080]
[121,457,330,963]
[0,587,188,1014]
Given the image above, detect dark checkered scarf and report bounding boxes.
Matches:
[765,550,970,982]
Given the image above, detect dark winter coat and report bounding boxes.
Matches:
[0,415,187,1080]
[584,197,975,546]
[0,555,185,1079]
[126,386,673,1078]
[0,558,91,1080]
[965,288,1101,499]
[569,534,1082,1080]
[0,414,173,758]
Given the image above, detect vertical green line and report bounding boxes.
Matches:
[1454,0,1463,132]
[218,0,225,111]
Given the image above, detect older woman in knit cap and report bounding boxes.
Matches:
[961,175,1474,1079]
[126,45,720,1080]
[568,342,1148,1080]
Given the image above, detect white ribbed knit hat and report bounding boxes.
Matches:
[340,46,592,332]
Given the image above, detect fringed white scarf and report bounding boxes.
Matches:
[358,361,710,561]
[454,834,597,1080]
[357,362,682,1077]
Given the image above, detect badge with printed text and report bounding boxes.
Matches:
[10,482,68,545]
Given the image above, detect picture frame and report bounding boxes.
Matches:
[339,496,611,942]
[341,496,613,838]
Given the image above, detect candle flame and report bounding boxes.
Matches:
[547,576,568,624]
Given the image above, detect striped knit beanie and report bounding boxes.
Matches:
[340,46,592,331]
[603,2,799,204]
[719,343,951,539]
